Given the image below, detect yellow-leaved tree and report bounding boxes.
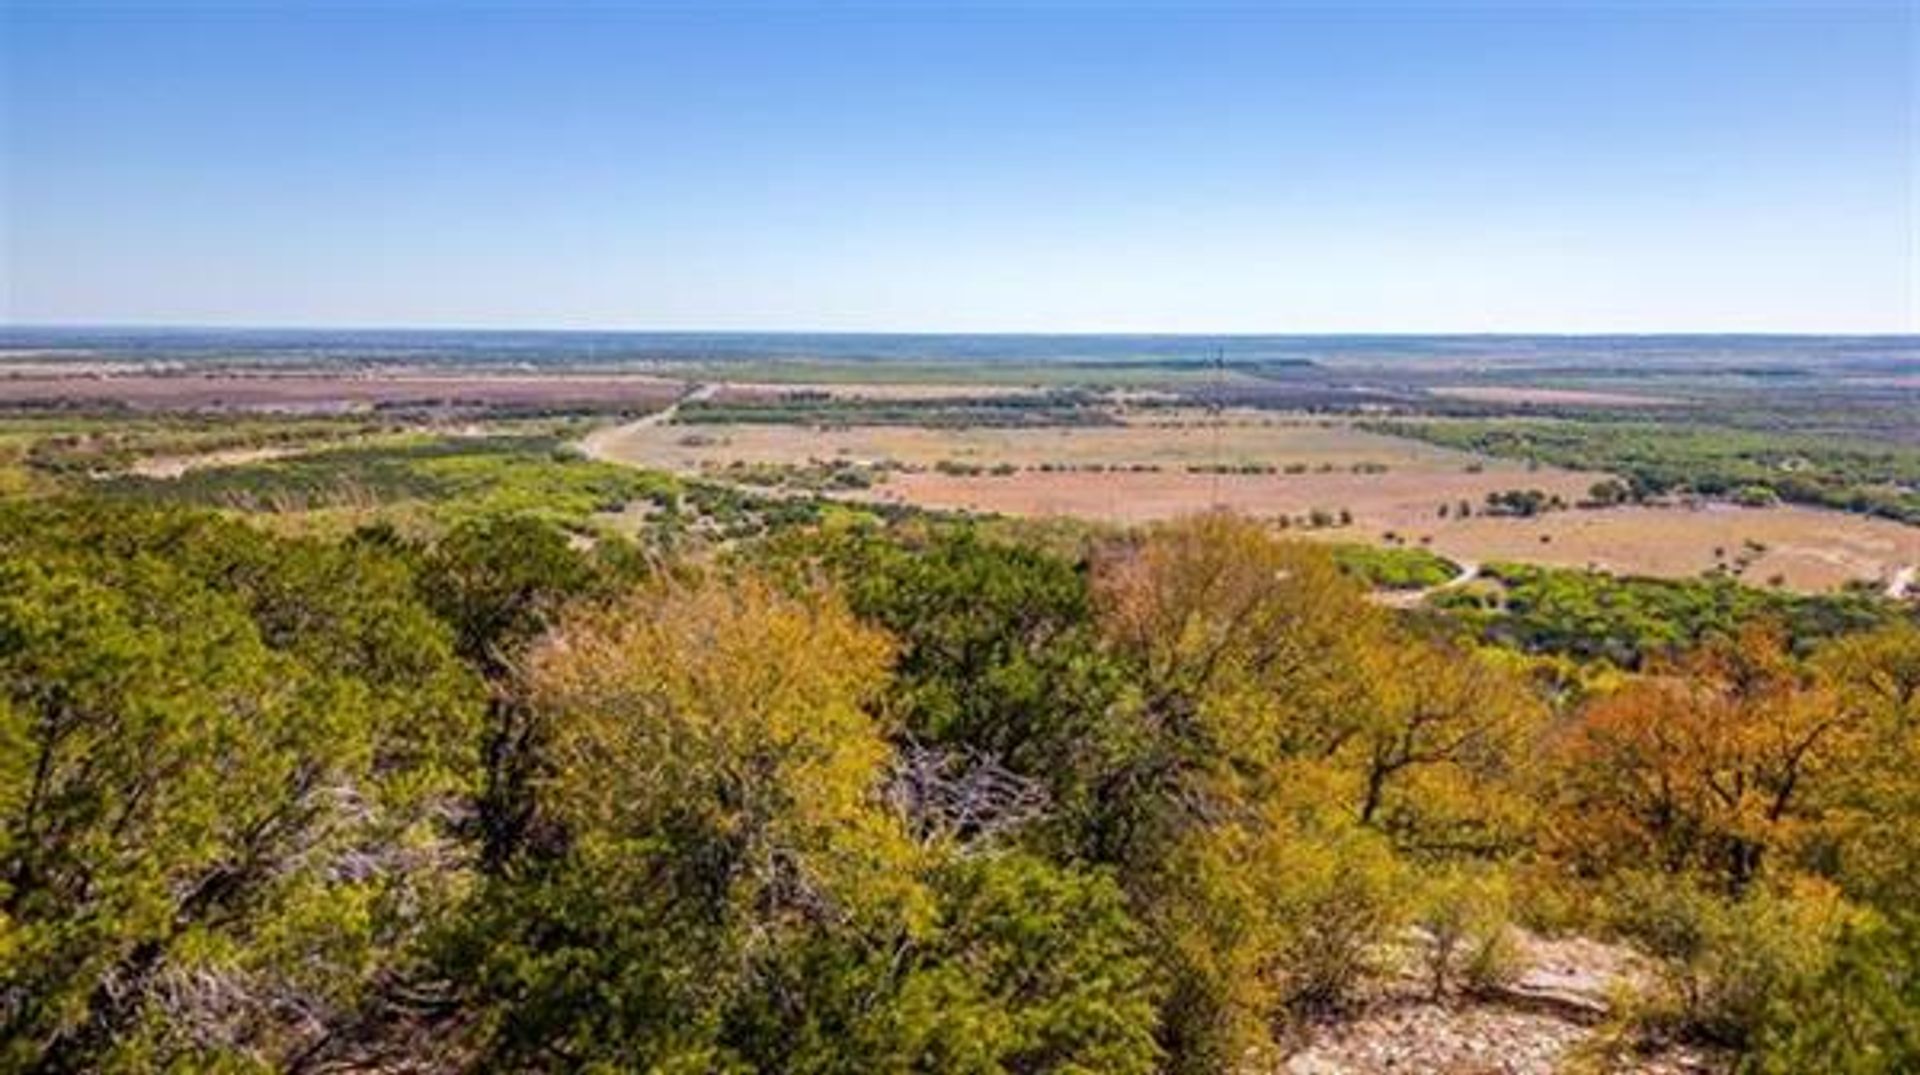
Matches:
[451,569,1165,1073]
[1346,635,1543,854]
[1090,514,1412,1070]
[1809,621,1920,910]
[529,571,922,933]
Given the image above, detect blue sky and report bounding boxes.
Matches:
[3,1,1913,332]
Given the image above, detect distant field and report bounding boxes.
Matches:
[0,373,682,411]
[1427,385,1682,407]
[864,467,1589,529]
[708,381,1064,401]
[1425,503,1920,593]
[664,359,1268,387]
[6,355,1915,596]
[593,408,1499,468]
[585,404,1919,593]
[876,474,1918,594]
[588,404,1594,532]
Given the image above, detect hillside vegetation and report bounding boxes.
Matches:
[1377,418,1920,524]
[1,497,1916,1072]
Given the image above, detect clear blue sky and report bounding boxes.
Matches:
[3,1,1913,332]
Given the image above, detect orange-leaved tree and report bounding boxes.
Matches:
[1544,622,1860,892]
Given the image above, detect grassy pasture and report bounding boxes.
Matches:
[586,404,1920,594]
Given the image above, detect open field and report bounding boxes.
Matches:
[591,408,1524,471]
[585,404,1920,593]
[6,346,1916,597]
[1425,503,1920,593]
[126,445,308,478]
[660,359,1271,387]
[704,381,1083,402]
[865,467,1588,529]
[1426,385,1682,407]
[0,372,682,411]
[867,478,1920,591]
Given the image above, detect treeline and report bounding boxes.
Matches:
[1330,543,1459,590]
[1433,562,1902,668]
[82,429,876,543]
[4,413,395,476]
[96,434,678,529]
[1,501,1917,1071]
[676,392,1114,429]
[1376,418,1920,524]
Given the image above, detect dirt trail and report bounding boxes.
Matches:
[1374,559,1480,609]
[579,382,713,460]
[126,446,303,479]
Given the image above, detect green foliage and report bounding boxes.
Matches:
[712,457,885,492]
[812,853,1164,1074]
[447,574,1164,1072]
[2,491,1912,1071]
[1483,487,1561,516]
[776,525,1140,850]
[677,391,1112,429]
[0,499,481,1070]
[1415,866,1520,999]
[408,514,653,867]
[1434,561,1901,667]
[415,514,645,674]
[1604,874,1851,1050]
[1746,910,1920,1075]
[1150,810,1408,1070]
[1330,543,1460,590]
[7,412,393,476]
[1378,418,1920,524]
[97,433,683,530]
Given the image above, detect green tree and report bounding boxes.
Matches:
[415,514,647,867]
[0,500,480,1071]
[791,526,1142,854]
[1748,910,1920,1075]
[449,570,1164,1072]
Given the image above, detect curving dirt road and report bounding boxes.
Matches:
[579,382,714,460]
[1374,558,1480,609]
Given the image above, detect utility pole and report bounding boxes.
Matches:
[1210,345,1225,510]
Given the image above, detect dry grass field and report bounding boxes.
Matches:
[865,467,1589,528]
[706,382,1062,402]
[594,409,1532,472]
[1427,385,1682,407]
[1422,503,1920,593]
[587,404,1920,594]
[0,373,683,411]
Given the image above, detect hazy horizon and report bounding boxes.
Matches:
[5,1,1915,333]
[7,324,1920,339]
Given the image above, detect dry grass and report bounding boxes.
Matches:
[596,409,1527,472]
[1428,386,1682,407]
[0,373,683,411]
[865,468,1593,530]
[589,404,1918,594]
[1422,503,1920,593]
[708,382,1057,402]
[869,479,1919,592]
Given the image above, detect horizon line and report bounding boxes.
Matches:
[6,323,1918,340]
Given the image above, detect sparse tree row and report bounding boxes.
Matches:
[2,500,1916,1072]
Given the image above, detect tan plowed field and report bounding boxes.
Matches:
[586,406,1920,594]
